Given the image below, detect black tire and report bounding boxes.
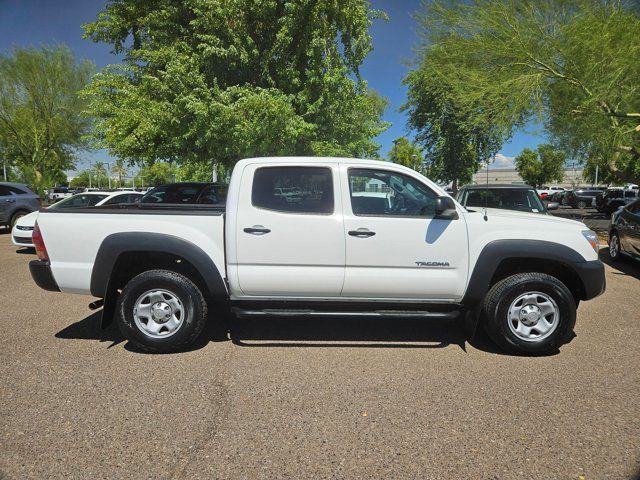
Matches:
[10,210,29,228]
[482,273,576,354]
[577,200,587,209]
[608,231,623,261]
[116,269,208,353]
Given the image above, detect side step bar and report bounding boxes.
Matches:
[231,307,460,320]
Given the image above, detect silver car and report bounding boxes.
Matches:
[0,182,41,228]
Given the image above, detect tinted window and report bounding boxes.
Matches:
[51,194,108,208]
[140,185,204,204]
[0,186,11,196]
[349,168,437,217]
[628,201,640,214]
[102,194,138,205]
[252,167,334,214]
[461,188,544,213]
[7,186,27,195]
[197,185,228,205]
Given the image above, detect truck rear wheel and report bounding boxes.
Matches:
[482,273,576,354]
[116,269,207,353]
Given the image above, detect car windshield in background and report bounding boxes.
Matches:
[140,184,227,205]
[50,194,108,208]
[460,188,545,213]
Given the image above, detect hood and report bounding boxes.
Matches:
[466,207,587,228]
[16,210,39,228]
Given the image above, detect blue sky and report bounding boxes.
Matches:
[0,0,545,172]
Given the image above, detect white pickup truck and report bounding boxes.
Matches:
[29,157,605,354]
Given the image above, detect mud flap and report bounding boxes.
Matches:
[463,306,482,341]
[100,288,119,329]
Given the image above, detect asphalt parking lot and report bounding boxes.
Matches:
[0,230,639,480]
[551,205,611,235]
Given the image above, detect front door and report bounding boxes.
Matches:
[234,163,345,297]
[0,186,14,224]
[341,166,469,301]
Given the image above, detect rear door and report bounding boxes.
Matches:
[0,186,14,223]
[341,165,469,300]
[234,163,345,297]
[620,201,640,255]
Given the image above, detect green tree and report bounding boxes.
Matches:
[111,158,128,187]
[388,137,423,171]
[412,0,640,184]
[515,144,565,188]
[0,46,94,193]
[92,162,107,188]
[139,162,176,187]
[82,0,389,169]
[403,65,503,193]
[70,170,93,188]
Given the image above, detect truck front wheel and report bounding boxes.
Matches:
[116,269,208,353]
[482,273,576,354]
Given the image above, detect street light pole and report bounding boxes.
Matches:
[102,162,111,189]
[3,159,6,181]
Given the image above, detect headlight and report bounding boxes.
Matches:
[582,230,599,253]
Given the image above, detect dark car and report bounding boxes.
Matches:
[0,182,41,228]
[596,188,638,215]
[140,182,228,205]
[565,189,602,209]
[550,189,571,205]
[456,184,558,214]
[609,199,640,261]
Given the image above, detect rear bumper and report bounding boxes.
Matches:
[574,260,606,300]
[29,260,60,292]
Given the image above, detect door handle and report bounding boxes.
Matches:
[348,229,376,237]
[5,199,15,203]
[244,226,271,235]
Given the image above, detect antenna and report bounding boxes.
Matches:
[483,155,491,221]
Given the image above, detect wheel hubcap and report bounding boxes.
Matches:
[610,236,619,257]
[507,291,559,342]
[133,289,185,338]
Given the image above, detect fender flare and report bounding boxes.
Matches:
[461,239,586,306]
[90,232,228,299]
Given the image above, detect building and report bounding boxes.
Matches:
[471,167,586,188]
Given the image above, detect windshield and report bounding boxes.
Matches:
[460,188,545,213]
[50,194,108,208]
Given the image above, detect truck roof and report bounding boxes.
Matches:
[239,156,391,167]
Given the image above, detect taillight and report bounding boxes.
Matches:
[32,222,49,261]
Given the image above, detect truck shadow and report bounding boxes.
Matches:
[57,307,550,355]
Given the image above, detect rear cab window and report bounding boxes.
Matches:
[251,166,334,214]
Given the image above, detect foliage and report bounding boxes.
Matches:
[0,46,94,193]
[514,144,565,188]
[69,170,94,188]
[111,158,128,187]
[403,62,504,192]
[138,162,176,187]
[412,0,640,184]
[82,0,389,168]
[388,137,423,171]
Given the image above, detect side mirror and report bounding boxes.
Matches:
[546,202,559,211]
[434,196,459,220]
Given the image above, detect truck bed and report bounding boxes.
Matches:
[36,204,226,295]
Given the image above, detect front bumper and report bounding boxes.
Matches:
[29,260,60,292]
[574,260,606,300]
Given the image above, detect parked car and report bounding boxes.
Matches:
[0,182,40,228]
[11,191,142,247]
[596,188,638,215]
[609,199,640,261]
[29,157,604,355]
[566,189,602,209]
[456,184,558,214]
[536,186,565,200]
[140,182,228,205]
[549,189,571,205]
[47,187,73,203]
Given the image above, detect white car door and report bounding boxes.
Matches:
[234,163,345,297]
[341,165,469,301]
